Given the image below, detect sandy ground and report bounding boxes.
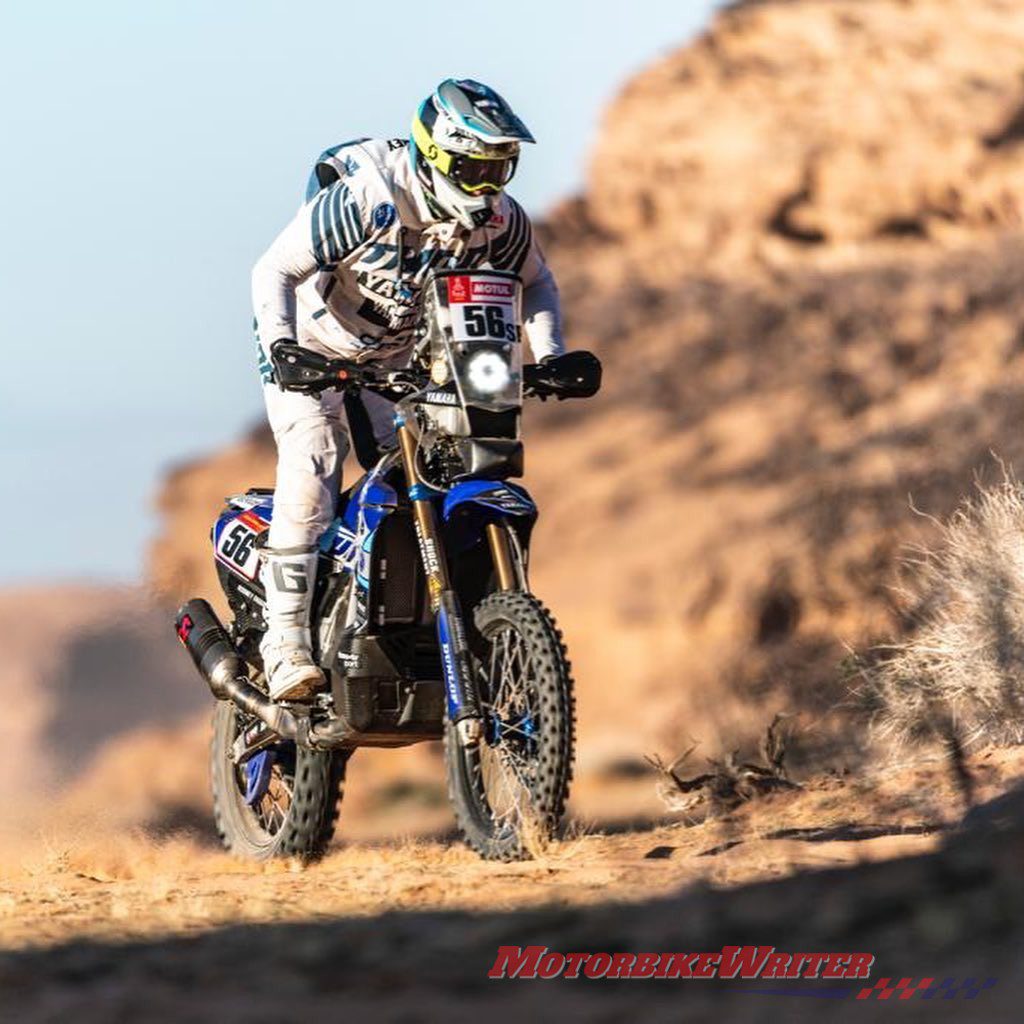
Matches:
[1,745,1022,1021]
[0,744,1016,949]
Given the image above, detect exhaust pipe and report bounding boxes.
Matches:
[175,599,302,743]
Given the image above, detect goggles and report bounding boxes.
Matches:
[413,116,519,195]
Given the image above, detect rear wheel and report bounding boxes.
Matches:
[210,701,348,862]
[445,591,575,861]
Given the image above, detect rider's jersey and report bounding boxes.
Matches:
[252,137,563,366]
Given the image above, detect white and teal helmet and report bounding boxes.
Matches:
[411,79,535,228]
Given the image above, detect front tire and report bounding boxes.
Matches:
[446,591,575,861]
[210,701,348,862]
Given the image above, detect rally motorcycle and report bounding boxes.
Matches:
[175,269,601,862]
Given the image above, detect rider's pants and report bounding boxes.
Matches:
[260,314,397,552]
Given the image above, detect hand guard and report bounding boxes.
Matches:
[525,350,602,400]
[270,340,356,395]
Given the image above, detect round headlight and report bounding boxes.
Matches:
[466,350,511,394]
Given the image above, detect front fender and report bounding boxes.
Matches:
[443,480,536,521]
[442,480,537,552]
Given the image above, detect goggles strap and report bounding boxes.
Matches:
[412,116,452,175]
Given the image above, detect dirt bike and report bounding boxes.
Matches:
[175,268,601,862]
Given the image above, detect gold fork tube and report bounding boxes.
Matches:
[397,422,450,606]
[486,523,516,591]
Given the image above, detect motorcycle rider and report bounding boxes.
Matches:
[251,79,565,701]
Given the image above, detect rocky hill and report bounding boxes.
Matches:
[148,0,1024,771]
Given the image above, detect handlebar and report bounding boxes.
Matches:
[270,342,602,401]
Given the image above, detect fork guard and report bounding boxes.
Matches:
[437,589,481,739]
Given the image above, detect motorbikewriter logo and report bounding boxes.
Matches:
[487,947,999,1001]
[488,946,874,981]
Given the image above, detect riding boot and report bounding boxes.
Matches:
[259,547,325,701]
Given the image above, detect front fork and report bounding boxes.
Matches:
[486,522,517,591]
[397,418,514,747]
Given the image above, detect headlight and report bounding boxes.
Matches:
[465,350,511,395]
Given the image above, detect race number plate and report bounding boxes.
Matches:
[447,275,520,343]
[215,511,266,581]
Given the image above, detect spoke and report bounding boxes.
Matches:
[501,735,535,772]
[488,639,501,706]
[485,741,530,825]
[232,711,299,837]
[475,622,545,834]
[495,630,513,708]
[497,720,535,742]
[497,744,534,796]
[248,762,295,836]
[275,773,295,803]
[504,631,521,702]
[479,750,502,818]
[482,747,518,827]
[494,771,521,829]
[268,785,288,833]
[258,793,277,834]
[505,634,531,709]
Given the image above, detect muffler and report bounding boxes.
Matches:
[174,599,302,742]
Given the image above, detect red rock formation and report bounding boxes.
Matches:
[148,0,1024,766]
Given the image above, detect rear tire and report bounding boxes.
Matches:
[445,591,575,861]
[210,701,348,862]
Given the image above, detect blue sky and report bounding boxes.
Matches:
[0,0,718,584]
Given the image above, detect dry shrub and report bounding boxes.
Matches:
[858,468,1024,748]
[651,714,801,818]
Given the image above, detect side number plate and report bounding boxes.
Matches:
[216,514,265,580]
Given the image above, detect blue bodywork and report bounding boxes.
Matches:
[442,480,537,554]
[442,479,536,520]
[214,466,537,722]
[215,472,536,594]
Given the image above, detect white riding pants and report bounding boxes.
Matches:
[260,313,397,551]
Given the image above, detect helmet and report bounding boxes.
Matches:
[411,79,535,229]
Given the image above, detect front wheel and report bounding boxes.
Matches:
[210,701,348,862]
[446,591,575,861]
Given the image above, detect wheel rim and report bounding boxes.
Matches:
[472,625,542,837]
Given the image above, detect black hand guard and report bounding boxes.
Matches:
[270,340,354,394]
[525,350,603,400]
